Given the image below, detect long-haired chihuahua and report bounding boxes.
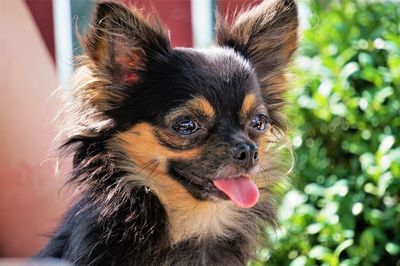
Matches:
[37,0,298,265]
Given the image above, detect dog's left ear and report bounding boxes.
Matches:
[216,0,298,129]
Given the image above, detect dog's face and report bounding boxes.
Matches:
[118,48,268,207]
[76,1,298,209]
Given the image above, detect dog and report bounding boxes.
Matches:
[37,0,298,265]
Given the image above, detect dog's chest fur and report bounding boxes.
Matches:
[38,182,265,266]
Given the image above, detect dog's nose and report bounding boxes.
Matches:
[231,143,259,168]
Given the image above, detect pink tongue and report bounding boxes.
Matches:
[213,176,259,208]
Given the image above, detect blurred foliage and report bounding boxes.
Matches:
[253,0,400,265]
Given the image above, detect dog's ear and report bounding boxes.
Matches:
[83,2,170,84]
[216,0,298,73]
[216,0,298,129]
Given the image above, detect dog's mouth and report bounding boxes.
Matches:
[169,167,259,208]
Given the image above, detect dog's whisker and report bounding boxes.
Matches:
[145,161,160,183]
[134,159,158,175]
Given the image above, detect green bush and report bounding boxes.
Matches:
[254,0,400,265]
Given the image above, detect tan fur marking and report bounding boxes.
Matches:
[186,96,215,118]
[118,123,201,175]
[165,96,215,123]
[240,93,257,116]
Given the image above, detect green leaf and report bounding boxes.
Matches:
[334,239,354,258]
[385,242,400,255]
[378,135,395,154]
[289,256,308,266]
[375,86,393,103]
[360,230,375,252]
[307,223,323,234]
[309,246,331,260]
[340,62,360,81]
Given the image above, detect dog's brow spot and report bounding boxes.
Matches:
[241,93,257,115]
[187,97,215,118]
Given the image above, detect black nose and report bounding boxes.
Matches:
[231,143,259,168]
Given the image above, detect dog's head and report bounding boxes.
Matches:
[63,0,298,210]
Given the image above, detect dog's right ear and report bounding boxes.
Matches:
[83,2,171,85]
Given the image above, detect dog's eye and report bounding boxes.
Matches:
[172,118,199,135]
[249,114,269,131]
